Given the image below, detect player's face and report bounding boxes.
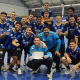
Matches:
[29,15,33,21]
[10,13,16,20]
[68,9,74,15]
[56,16,61,23]
[69,42,76,50]
[44,4,49,10]
[77,17,80,24]
[69,17,75,24]
[43,28,50,36]
[21,18,27,24]
[37,18,42,24]
[1,14,7,22]
[15,24,21,31]
[25,28,32,36]
[34,38,40,46]
[44,12,49,19]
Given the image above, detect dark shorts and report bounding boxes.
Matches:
[70,57,80,65]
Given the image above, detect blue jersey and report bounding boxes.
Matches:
[16,33,34,48]
[65,22,76,42]
[52,24,65,45]
[75,25,80,48]
[29,43,50,59]
[19,25,27,33]
[6,19,16,28]
[44,21,54,30]
[31,23,44,35]
[40,9,53,17]
[2,27,20,49]
[66,47,80,60]
[66,14,78,23]
[38,31,61,51]
[26,21,36,26]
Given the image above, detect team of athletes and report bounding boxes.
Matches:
[0,2,80,79]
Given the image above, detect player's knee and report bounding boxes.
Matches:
[61,57,66,62]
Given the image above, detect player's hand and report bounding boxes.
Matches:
[42,43,46,48]
[72,65,77,71]
[60,32,63,36]
[55,51,60,56]
[15,43,20,47]
[56,31,59,35]
[66,21,69,26]
[43,55,47,59]
[30,31,34,35]
[29,56,33,60]
[47,22,52,24]
[31,9,35,13]
[67,57,72,64]
[3,31,9,36]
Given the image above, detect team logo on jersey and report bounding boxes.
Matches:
[32,47,34,50]
[78,30,80,32]
[11,34,13,36]
[33,23,35,24]
[43,39,45,41]
[51,34,53,36]
[50,38,52,40]
[55,27,57,29]
[40,35,42,37]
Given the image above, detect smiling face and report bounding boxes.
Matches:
[44,3,49,10]
[56,16,61,23]
[43,28,50,36]
[10,12,16,20]
[21,17,27,24]
[1,14,7,22]
[15,24,21,31]
[69,17,75,24]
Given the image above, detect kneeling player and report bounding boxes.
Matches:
[61,39,80,74]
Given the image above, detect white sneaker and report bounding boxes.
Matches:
[75,67,80,73]
[47,69,56,79]
[60,63,65,69]
[32,68,39,74]
[18,68,22,75]
[52,62,56,68]
[6,64,10,69]
[26,66,33,71]
[24,60,26,66]
[65,69,70,74]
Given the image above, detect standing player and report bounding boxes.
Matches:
[41,10,53,30]
[66,7,78,23]
[65,15,77,45]
[52,15,68,68]
[61,39,80,74]
[6,12,16,28]
[38,25,61,73]
[19,15,27,33]
[75,16,80,47]
[0,22,22,74]
[32,16,44,35]
[40,2,53,18]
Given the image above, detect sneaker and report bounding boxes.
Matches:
[24,60,26,66]
[52,63,56,68]
[6,63,10,69]
[26,66,33,71]
[32,68,39,74]
[8,69,16,73]
[47,69,56,79]
[75,67,80,73]
[65,69,70,74]
[60,63,65,69]
[18,68,22,75]
[56,68,61,74]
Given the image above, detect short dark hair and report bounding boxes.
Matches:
[69,39,76,44]
[43,25,50,30]
[34,36,40,40]
[44,10,49,13]
[26,26,32,30]
[68,7,75,12]
[44,2,49,5]
[69,15,75,19]
[16,22,22,27]
[37,15,42,19]
[29,13,34,16]
[1,12,7,16]
[77,15,80,18]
